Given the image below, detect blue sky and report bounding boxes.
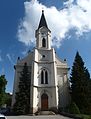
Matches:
[0,0,91,93]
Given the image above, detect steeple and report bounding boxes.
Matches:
[38,10,48,29]
[36,10,51,49]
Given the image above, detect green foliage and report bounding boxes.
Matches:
[0,75,7,107]
[76,114,91,119]
[70,51,91,114]
[13,63,31,115]
[88,116,91,119]
[69,102,80,114]
[5,93,12,107]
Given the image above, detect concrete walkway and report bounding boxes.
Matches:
[7,115,73,119]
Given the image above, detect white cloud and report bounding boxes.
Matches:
[6,54,14,65]
[17,0,91,48]
[22,48,30,56]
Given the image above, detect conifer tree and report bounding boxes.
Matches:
[13,63,31,115]
[70,51,91,114]
[0,75,7,107]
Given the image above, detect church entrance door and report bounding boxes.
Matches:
[41,93,48,110]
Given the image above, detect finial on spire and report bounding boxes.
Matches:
[42,9,44,13]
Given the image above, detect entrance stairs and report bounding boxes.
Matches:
[36,111,55,115]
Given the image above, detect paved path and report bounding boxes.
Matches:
[7,115,73,119]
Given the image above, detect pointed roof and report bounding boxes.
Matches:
[38,10,48,29]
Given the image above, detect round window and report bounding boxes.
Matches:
[43,55,45,58]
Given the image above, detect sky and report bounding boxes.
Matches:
[0,0,91,93]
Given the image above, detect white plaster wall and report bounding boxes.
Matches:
[33,87,38,110]
[57,67,69,107]
[47,31,51,49]
[38,50,53,61]
[33,62,38,86]
[32,49,38,86]
[57,76,64,86]
[57,69,70,108]
[50,48,57,86]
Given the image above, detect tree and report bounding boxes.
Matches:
[0,75,7,107]
[70,51,91,114]
[69,102,80,114]
[13,63,31,115]
[5,93,12,107]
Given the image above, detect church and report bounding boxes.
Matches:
[12,10,70,114]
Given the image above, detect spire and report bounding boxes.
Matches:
[38,10,48,29]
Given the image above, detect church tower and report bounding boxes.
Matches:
[31,10,58,112]
[35,10,51,50]
[12,10,70,114]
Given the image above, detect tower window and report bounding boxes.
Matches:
[41,69,48,84]
[41,70,44,84]
[42,38,46,47]
[43,55,45,58]
[45,71,48,84]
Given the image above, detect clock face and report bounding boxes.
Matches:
[41,32,47,37]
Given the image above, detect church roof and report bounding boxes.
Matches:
[38,10,48,29]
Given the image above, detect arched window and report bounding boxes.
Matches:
[41,70,44,84]
[41,69,48,84]
[45,71,48,84]
[42,38,46,47]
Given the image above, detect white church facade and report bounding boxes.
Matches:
[12,10,70,114]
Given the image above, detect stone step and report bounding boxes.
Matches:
[38,111,55,115]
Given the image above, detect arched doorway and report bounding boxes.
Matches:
[41,93,48,110]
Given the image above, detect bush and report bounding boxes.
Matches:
[68,102,80,114]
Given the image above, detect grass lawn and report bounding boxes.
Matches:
[76,114,91,119]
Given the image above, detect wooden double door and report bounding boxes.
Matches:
[41,93,48,110]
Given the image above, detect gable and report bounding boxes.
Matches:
[17,51,33,66]
[55,54,68,69]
